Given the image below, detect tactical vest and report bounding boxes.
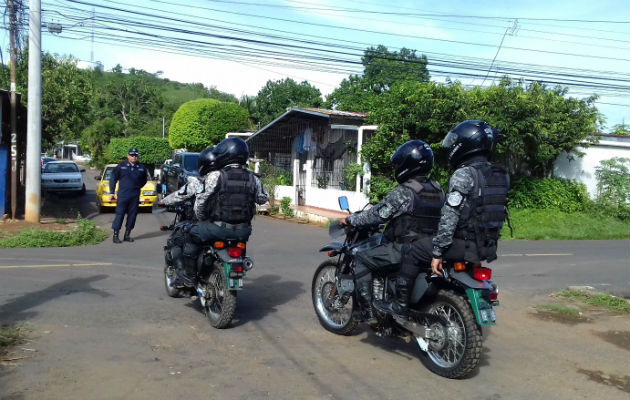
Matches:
[207,167,257,224]
[384,178,445,243]
[454,163,510,262]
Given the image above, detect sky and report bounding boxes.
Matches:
[3,0,629,131]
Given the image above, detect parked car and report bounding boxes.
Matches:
[40,156,56,170]
[41,161,86,195]
[95,164,158,212]
[160,152,199,194]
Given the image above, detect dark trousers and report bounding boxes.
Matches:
[112,195,139,231]
[185,220,252,260]
[402,236,479,279]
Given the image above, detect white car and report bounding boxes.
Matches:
[41,161,86,195]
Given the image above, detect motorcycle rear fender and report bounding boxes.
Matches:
[319,241,344,252]
[449,270,494,290]
[466,288,496,326]
[214,248,245,290]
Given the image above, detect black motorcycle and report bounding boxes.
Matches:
[311,196,499,379]
[162,202,254,329]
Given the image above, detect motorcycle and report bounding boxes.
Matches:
[311,196,499,379]
[161,202,254,329]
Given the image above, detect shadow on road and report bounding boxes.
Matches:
[0,275,111,324]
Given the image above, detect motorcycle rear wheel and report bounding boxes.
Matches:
[312,260,358,336]
[204,263,237,329]
[416,289,482,379]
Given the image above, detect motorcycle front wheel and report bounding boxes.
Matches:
[203,262,237,329]
[311,260,358,336]
[417,289,482,379]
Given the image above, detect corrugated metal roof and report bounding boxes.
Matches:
[247,106,369,142]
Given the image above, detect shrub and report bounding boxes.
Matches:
[169,99,249,151]
[508,177,591,213]
[107,136,172,165]
[0,220,108,248]
[595,157,630,220]
[280,197,294,218]
[367,174,397,203]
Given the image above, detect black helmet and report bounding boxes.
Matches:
[442,120,494,168]
[213,137,249,169]
[390,140,434,183]
[198,146,217,176]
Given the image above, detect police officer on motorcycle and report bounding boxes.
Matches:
[340,140,444,323]
[382,120,509,316]
[158,147,214,285]
[162,138,268,286]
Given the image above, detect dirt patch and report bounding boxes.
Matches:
[530,308,591,325]
[593,330,630,351]
[0,218,77,236]
[577,368,630,393]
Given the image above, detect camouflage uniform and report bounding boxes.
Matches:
[406,159,498,267]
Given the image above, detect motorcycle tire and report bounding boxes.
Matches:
[416,289,482,379]
[311,260,358,336]
[204,262,237,329]
[163,251,183,298]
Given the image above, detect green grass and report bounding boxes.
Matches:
[501,209,629,240]
[535,304,581,316]
[0,324,26,348]
[0,219,108,248]
[556,289,630,314]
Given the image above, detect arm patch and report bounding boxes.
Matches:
[446,191,464,207]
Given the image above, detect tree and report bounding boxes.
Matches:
[611,123,630,136]
[325,45,430,112]
[80,117,123,167]
[41,55,93,147]
[107,136,172,166]
[92,66,164,136]
[168,99,249,151]
[253,78,323,127]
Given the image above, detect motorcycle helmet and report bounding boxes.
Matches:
[197,146,217,176]
[442,120,494,168]
[213,137,249,169]
[390,140,434,183]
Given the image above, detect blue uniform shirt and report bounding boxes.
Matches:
[110,161,148,197]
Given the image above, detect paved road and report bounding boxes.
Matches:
[0,169,628,399]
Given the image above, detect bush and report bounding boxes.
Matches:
[508,177,591,213]
[107,136,172,165]
[367,174,397,203]
[0,220,108,248]
[280,197,294,218]
[595,157,630,220]
[169,99,249,151]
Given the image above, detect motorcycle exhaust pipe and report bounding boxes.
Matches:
[243,257,254,271]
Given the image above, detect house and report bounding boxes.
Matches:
[553,134,630,198]
[246,107,377,216]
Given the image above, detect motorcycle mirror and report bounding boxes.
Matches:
[338,196,350,213]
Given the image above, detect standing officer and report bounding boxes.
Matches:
[110,148,148,243]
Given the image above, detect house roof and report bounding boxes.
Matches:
[247,106,369,142]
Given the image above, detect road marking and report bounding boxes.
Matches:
[500,253,573,257]
[0,263,113,269]
[525,253,573,257]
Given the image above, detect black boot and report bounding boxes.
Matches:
[123,230,134,242]
[174,257,194,287]
[374,276,412,318]
[356,283,377,325]
[112,230,122,244]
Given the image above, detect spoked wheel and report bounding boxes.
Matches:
[311,260,358,335]
[202,262,237,329]
[417,289,482,379]
[163,251,182,298]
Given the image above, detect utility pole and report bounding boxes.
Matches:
[8,0,18,220]
[25,0,42,222]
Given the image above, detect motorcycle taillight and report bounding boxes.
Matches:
[228,247,242,258]
[473,266,492,281]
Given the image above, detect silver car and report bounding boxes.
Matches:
[41,161,86,195]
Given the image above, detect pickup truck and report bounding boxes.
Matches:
[160,152,200,194]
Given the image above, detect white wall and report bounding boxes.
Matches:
[553,137,630,198]
[274,185,369,211]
